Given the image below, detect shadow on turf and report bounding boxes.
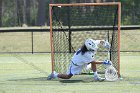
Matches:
[8,77,49,81]
[59,80,83,83]
[8,77,93,83]
[9,77,86,83]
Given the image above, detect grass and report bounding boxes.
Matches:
[0,32,51,52]
[0,53,139,93]
[0,28,139,93]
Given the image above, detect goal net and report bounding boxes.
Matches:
[49,3,121,75]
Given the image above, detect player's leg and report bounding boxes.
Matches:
[57,73,73,79]
[56,64,74,79]
[91,62,105,81]
[47,62,82,80]
[57,62,84,79]
[47,70,73,80]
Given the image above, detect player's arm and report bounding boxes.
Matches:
[90,60,111,72]
[92,61,103,64]
[91,60,112,65]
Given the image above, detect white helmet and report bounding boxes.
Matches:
[85,39,98,51]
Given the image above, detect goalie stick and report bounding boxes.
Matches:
[105,64,118,81]
[104,7,119,81]
[104,34,118,81]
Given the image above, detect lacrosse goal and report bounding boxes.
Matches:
[49,2,121,76]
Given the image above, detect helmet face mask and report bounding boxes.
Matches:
[85,39,98,51]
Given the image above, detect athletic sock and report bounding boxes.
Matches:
[53,71,59,78]
[93,71,98,77]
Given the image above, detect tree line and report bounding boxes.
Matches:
[0,0,140,27]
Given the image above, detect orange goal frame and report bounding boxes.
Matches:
[49,2,121,76]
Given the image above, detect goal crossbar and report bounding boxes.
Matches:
[50,2,121,7]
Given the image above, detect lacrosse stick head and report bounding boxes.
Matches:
[105,65,118,81]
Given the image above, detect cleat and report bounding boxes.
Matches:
[47,71,58,80]
[94,75,105,82]
[47,73,54,80]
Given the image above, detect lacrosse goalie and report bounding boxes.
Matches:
[47,38,115,81]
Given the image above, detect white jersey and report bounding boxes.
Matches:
[71,40,101,66]
[67,40,102,75]
[71,49,96,66]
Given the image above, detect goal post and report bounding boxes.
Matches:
[49,2,121,76]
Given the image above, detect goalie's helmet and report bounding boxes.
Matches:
[85,39,98,51]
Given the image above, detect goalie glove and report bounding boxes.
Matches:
[104,40,110,49]
[103,60,112,65]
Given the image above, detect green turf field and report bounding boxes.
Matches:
[0,53,139,93]
[0,28,139,93]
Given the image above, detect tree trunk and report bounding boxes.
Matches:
[0,0,2,27]
[22,0,31,26]
[26,0,31,26]
[36,0,46,26]
[23,0,27,25]
[16,0,23,26]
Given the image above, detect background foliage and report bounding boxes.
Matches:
[0,0,140,27]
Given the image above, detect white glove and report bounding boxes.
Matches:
[103,60,112,65]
